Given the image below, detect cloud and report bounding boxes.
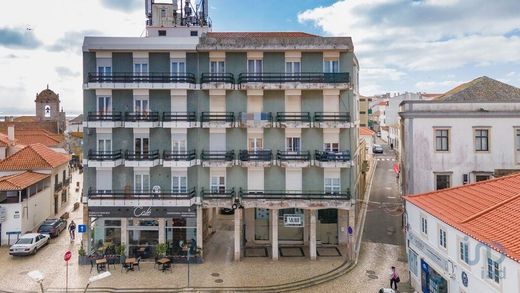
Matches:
[415,80,463,91]
[0,27,41,49]
[100,0,141,12]
[48,30,101,53]
[55,66,80,78]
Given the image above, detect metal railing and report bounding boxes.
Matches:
[87,72,197,84]
[315,150,351,162]
[239,150,272,161]
[200,73,235,84]
[201,112,235,122]
[88,150,123,161]
[87,112,123,121]
[125,112,160,122]
[163,150,197,161]
[201,150,235,161]
[162,112,197,122]
[314,112,351,122]
[88,187,197,199]
[200,187,235,199]
[239,188,351,200]
[238,112,272,122]
[237,72,350,84]
[54,182,63,192]
[276,112,311,122]
[125,150,160,161]
[276,150,311,161]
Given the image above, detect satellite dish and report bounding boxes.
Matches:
[152,185,161,195]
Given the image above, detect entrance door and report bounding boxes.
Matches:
[317,209,338,245]
[278,208,304,242]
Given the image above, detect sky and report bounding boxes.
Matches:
[0,0,520,115]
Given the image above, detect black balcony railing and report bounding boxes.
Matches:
[200,73,235,84]
[239,150,272,161]
[163,150,197,161]
[237,72,350,84]
[315,150,351,162]
[276,112,311,122]
[162,112,197,122]
[201,150,235,161]
[87,111,123,121]
[88,187,197,199]
[239,188,351,200]
[54,182,63,192]
[88,150,123,161]
[276,150,311,161]
[314,112,351,122]
[200,187,235,199]
[87,72,197,84]
[125,112,160,122]
[125,150,160,161]
[238,112,272,122]
[201,112,235,123]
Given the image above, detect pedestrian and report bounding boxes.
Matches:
[69,220,76,241]
[390,266,400,290]
[390,143,394,150]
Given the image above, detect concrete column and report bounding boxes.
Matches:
[211,207,217,233]
[158,218,166,244]
[270,209,279,260]
[234,208,242,261]
[348,209,356,260]
[309,210,317,261]
[82,205,89,250]
[120,217,128,256]
[244,208,255,244]
[197,206,203,254]
[303,209,310,246]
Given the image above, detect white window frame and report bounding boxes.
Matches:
[134,96,150,113]
[172,134,187,153]
[324,177,340,193]
[134,134,149,154]
[286,137,301,152]
[435,173,451,190]
[408,248,419,276]
[420,214,428,236]
[210,175,226,194]
[134,171,150,193]
[285,61,301,74]
[323,59,339,73]
[133,62,149,76]
[172,173,187,193]
[248,137,263,151]
[97,96,112,114]
[97,134,112,153]
[210,60,225,74]
[438,226,447,249]
[171,59,186,74]
[97,65,112,76]
[474,128,490,152]
[324,142,339,152]
[434,128,450,152]
[459,240,469,265]
[247,59,263,74]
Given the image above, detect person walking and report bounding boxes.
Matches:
[68,220,76,241]
[390,266,400,290]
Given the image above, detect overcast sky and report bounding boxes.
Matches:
[0,0,519,114]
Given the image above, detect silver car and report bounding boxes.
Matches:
[9,233,50,256]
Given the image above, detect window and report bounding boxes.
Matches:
[158,30,166,36]
[134,136,149,156]
[210,176,225,193]
[475,129,489,151]
[324,177,340,193]
[487,257,500,284]
[97,96,111,114]
[435,174,451,190]
[134,97,149,113]
[324,142,339,152]
[435,129,449,151]
[285,61,301,74]
[516,129,520,151]
[439,228,447,249]
[408,248,418,276]
[248,137,263,151]
[324,60,339,73]
[475,174,491,182]
[160,9,166,17]
[172,176,187,193]
[172,135,187,153]
[210,61,225,74]
[97,138,112,152]
[134,63,148,76]
[134,173,150,192]
[171,60,186,74]
[459,241,469,264]
[190,31,198,36]
[421,215,428,235]
[247,59,263,74]
[97,66,112,76]
[286,137,301,152]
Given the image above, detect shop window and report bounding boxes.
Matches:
[318,209,337,224]
[408,248,418,276]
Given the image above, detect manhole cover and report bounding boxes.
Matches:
[366,270,376,275]
[368,275,379,279]
[211,273,220,277]
[215,279,224,283]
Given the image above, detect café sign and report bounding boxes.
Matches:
[284,214,304,227]
[89,206,197,218]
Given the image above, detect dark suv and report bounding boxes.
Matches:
[37,218,67,238]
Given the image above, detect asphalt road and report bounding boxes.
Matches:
[362,141,405,246]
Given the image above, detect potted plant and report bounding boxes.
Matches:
[155,243,168,258]
[116,243,127,263]
[78,242,90,265]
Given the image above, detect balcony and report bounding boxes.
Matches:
[84,112,123,128]
[200,112,235,128]
[86,150,123,167]
[201,150,235,167]
[200,73,235,90]
[162,150,198,167]
[237,72,350,90]
[124,112,161,128]
[314,150,353,168]
[87,188,198,207]
[162,112,199,128]
[276,150,311,168]
[314,112,352,128]
[85,72,197,90]
[124,150,161,167]
[200,187,236,208]
[238,150,273,167]
[238,189,352,209]
[54,182,63,193]
[237,112,273,128]
[276,112,311,128]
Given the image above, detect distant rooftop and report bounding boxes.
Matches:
[435,76,520,102]
[0,143,69,171]
[0,171,50,191]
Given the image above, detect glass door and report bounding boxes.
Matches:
[285,62,301,75]
[210,61,225,75]
[97,96,111,114]
[134,98,149,114]
[134,173,150,194]
[97,138,112,153]
[171,60,186,74]
[134,136,149,159]
[210,176,225,194]
[248,137,263,151]
[286,137,301,153]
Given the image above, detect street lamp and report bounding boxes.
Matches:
[83,271,111,293]
[27,270,44,293]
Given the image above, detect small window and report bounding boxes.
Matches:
[435,174,451,190]
[408,248,418,276]
[475,174,491,182]
[487,257,500,283]
[435,129,449,151]
[158,30,167,36]
[475,129,489,151]
[190,31,198,36]
[421,216,428,235]
[459,241,469,264]
[439,228,447,248]
[324,177,340,193]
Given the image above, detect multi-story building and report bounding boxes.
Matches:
[359,95,371,128]
[400,76,520,195]
[82,0,359,261]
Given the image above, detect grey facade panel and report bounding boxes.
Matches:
[112,90,133,113]
[302,90,323,113]
[150,166,171,190]
[226,90,247,113]
[84,128,96,151]
[186,53,199,77]
[263,90,284,113]
[113,128,133,152]
[265,167,285,190]
[226,128,246,151]
[226,52,247,77]
[302,128,323,152]
[150,128,171,151]
[112,52,133,73]
[198,52,209,74]
[188,90,209,114]
[263,52,285,73]
[227,166,247,191]
[264,128,285,153]
[303,167,324,191]
[149,52,170,73]
[84,90,97,114]
[302,52,323,72]
[150,90,170,112]
[113,166,133,190]
[83,52,96,83]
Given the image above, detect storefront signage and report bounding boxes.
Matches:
[284,214,303,227]
[408,231,449,272]
[89,206,197,218]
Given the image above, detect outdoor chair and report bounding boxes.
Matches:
[134,256,142,271]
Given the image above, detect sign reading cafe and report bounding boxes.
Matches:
[284,214,304,227]
[89,206,197,218]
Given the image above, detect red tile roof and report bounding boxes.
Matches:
[0,171,50,191]
[0,143,70,170]
[207,32,318,38]
[405,173,520,262]
[9,129,64,146]
[360,127,376,136]
[0,133,9,147]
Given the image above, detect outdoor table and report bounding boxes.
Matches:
[125,258,136,271]
[96,258,107,271]
[158,258,171,272]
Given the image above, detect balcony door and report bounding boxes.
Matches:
[324,177,340,193]
[134,135,149,157]
[97,66,112,76]
[97,96,111,114]
[247,60,263,74]
[210,60,225,74]
[324,60,339,73]
[324,142,339,153]
[171,59,186,74]
[210,175,225,194]
[97,134,112,153]
[134,97,149,114]
[134,172,150,193]
[248,137,263,151]
[286,137,301,153]
[172,171,187,193]
[285,61,301,75]
[134,63,149,76]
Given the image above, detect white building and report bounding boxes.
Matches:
[400,76,520,195]
[404,173,520,293]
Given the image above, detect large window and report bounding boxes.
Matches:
[210,176,225,193]
[210,61,225,74]
[439,227,447,249]
[324,60,339,73]
[487,257,500,284]
[435,173,451,190]
[172,175,187,193]
[134,97,149,113]
[459,241,469,264]
[171,60,186,74]
[421,215,428,235]
[97,96,111,114]
[134,63,148,76]
[324,177,340,193]
[134,172,150,192]
[475,129,489,151]
[435,129,449,151]
[285,61,301,74]
[247,59,263,74]
[286,137,301,152]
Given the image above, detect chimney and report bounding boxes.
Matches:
[7,125,14,145]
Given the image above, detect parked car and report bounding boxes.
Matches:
[9,233,50,256]
[373,144,384,154]
[37,218,67,238]
[220,208,235,215]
